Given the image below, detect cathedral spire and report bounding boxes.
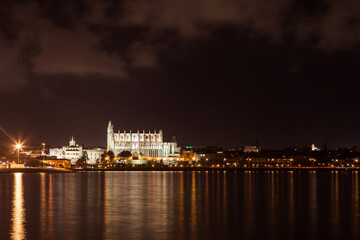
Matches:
[69,136,76,146]
[107,121,114,151]
[107,121,113,132]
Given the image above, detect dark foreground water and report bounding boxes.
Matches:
[0,171,359,240]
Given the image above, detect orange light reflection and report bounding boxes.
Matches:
[10,173,26,240]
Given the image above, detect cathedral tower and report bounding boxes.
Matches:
[107,121,114,151]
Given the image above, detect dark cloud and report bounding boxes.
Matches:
[296,0,360,49]
[1,0,360,89]
[128,41,159,67]
[17,3,127,75]
[119,0,289,40]
[0,2,128,90]
[0,36,27,89]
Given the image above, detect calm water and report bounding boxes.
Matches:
[0,171,359,240]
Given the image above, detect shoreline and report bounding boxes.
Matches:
[1,166,359,173]
[76,167,359,172]
[0,168,73,173]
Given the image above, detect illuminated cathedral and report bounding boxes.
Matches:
[106,121,180,159]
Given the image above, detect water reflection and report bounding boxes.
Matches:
[10,173,26,240]
[331,171,340,239]
[309,171,317,236]
[1,171,360,240]
[178,172,185,239]
[191,172,197,234]
[40,173,55,238]
[287,171,295,237]
[352,171,359,239]
[243,171,254,239]
[40,173,45,237]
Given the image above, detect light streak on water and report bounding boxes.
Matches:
[10,173,26,240]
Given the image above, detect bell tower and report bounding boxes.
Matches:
[107,121,114,151]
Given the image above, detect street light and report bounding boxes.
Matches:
[42,143,45,161]
[15,143,22,164]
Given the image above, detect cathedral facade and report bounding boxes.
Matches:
[106,121,179,159]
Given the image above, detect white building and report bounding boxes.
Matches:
[84,148,105,165]
[49,137,83,165]
[107,121,180,160]
[311,144,320,151]
[243,145,261,153]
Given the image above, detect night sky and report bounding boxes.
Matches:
[1,0,360,149]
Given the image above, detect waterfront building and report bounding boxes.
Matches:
[49,122,182,165]
[84,148,104,165]
[311,144,320,151]
[243,145,261,153]
[106,121,180,162]
[40,159,71,169]
[49,137,83,164]
[0,163,25,168]
[180,147,199,163]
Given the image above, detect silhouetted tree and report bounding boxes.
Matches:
[118,150,132,159]
[98,151,116,168]
[76,151,89,168]
[25,159,42,167]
